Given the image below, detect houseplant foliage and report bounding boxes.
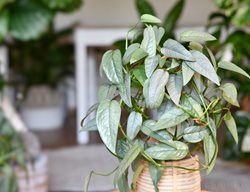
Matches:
[82,14,250,192]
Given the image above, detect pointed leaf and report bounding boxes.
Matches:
[204,135,218,174]
[220,83,239,107]
[218,61,250,79]
[135,0,156,17]
[189,41,203,52]
[130,48,148,64]
[118,74,132,107]
[145,142,188,160]
[141,26,156,57]
[161,39,195,61]
[101,50,124,84]
[180,31,216,43]
[153,26,165,45]
[132,65,147,85]
[98,85,118,102]
[166,74,183,105]
[127,111,143,140]
[81,103,99,126]
[186,50,220,85]
[145,55,159,78]
[141,14,162,24]
[148,163,164,192]
[117,174,129,192]
[116,139,130,159]
[143,69,169,109]
[183,126,209,143]
[96,100,121,154]
[224,112,238,144]
[167,59,180,70]
[81,118,97,131]
[182,61,195,85]
[123,43,140,64]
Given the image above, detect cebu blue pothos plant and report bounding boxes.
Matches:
[82,14,250,192]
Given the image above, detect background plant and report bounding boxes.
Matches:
[82,14,249,192]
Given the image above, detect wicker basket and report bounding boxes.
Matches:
[136,155,201,192]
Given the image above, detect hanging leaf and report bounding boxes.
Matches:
[123,43,140,64]
[132,65,147,86]
[135,0,156,17]
[117,173,129,192]
[166,74,183,105]
[141,25,157,57]
[153,26,165,45]
[206,47,217,68]
[98,85,118,102]
[141,14,162,24]
[185,50,220,85]
[148,163,164,192]
[220,83,239,107]
[81,118,98,131]
[224,112,238,144]
[118,74,132,107]
[180,31,216,43]
[114,144,141,184]
[101,50,124,84]
[132,164,144,190]
[204,135,218,174]
[81,103,99,126]
[127,111,143,140]
[218,61,250,79]
[161,39,195,61]
[182,61,195,85]
[145,55,159,78]
[183,126,209,143]
[145,142,188,160]
[96,99,121,154]
[130,48,148,64]
[208,118,216,139]
[116,139,130,159]
[143,69,169,109]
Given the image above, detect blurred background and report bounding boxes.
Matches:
[0,0,249,191]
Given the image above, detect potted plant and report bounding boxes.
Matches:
[82,14,250,192]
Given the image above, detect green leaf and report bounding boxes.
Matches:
[101,50,124,84]
[118,74,132,107]
[145,55,159,78]
[0,0,14,10]
[189,41,203,52]
[96,99,121,154]
[114,144,141,184]
[206,47,217,68]
[132,164,144,190]
[141,25,156,57]
[98,84,117,102]
[220,83,239,107]
[123,43,140,64]
[143,69,169,109]
[141,14,162,24]
[204,135,218,174]
[116,139,130,159]
[153,26,165,45]
[127,111,143,140]
[180,31,216,43]
[117,173,129,192]
[0,10,9,41]
[130,48,148,64]
[208,118,216,139]
[81,118,97,131]
[154,106,190,131]
[145,142,188,160]
[161,39,195,61]
[182,61,195,85]
[183,126,209,143]
[218,61,250,79]
[42,0,82,12]
[224,112,238,144]
[186,50,220,85]
[81,103,99,126]
[163,0,185,36]
[135,0,156,17]
[167,59,180,70]
[148,163,164,192]
[166,74,183,105]
[132,65,147,86]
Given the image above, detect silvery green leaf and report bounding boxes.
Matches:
[101,50,124,84]
[118,74,132,107]
[186,50,220,85]
[182,61,194,85]
[204,135,218,174]
[153,106,190,131]
[166,74,183,105]
[208,118,216,139]
[145,55,159,78]
[153,26,165,45]
[158,55,166,67]
[123,43,140,64]
[145,142,188,160]
[176,122,188,139]
[189,41,203,52]
[183,126,209,143]
[143,69,169,109]
[224,112,238,144]
[218,61,250,79]
[193,73,205,93]
[148,163,163,192]
[130,48,148,64]
[81,103,99,126]
[132,65,147,86]
[98,85,118,102]
[180,95,204,119]
[184,86,202,105]
[116,139,130,159]
[127,111,143,140]
[180,30,216,43]
[141,14,162,24]
[81,118,97,131]
[157,100,175,119]
[96,99,121,154]
[141,25,157,57]
[220,83,239,107]
[161,39,195,61]
[206,47,217,68]
[167,59,180,70]
[117,174,129,192]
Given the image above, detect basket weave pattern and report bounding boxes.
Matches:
[136,156,201,192]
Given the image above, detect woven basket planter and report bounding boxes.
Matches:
[136,155,201,192]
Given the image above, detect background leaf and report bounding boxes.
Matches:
[180,30,216,43]
[135,0,156,17]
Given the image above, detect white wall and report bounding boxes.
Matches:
[54,0,216,30]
